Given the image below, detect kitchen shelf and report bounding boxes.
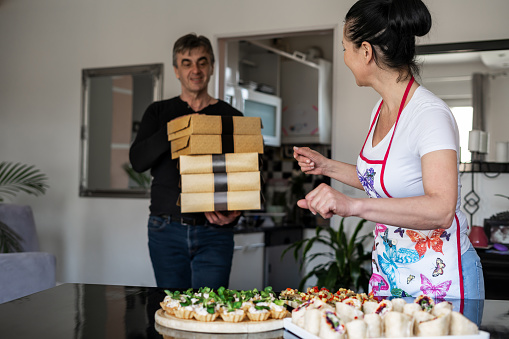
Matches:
[459,161,509,173]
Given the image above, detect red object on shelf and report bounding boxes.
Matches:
[469,225,489,248]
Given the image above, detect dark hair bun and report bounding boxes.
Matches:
[344,0,432,77]
[388,0,432,37]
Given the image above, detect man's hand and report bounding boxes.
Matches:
[204,210,241,226]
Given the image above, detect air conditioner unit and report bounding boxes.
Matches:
[480,50,509,69]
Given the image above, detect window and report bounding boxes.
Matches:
[450,106,473,163]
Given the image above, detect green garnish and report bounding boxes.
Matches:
[180,296,192,307]
[171,291,181,300]
[274,299,286,307]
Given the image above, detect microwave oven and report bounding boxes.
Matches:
[225,86,282,147]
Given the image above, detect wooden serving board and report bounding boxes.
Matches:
[155,309,287,333]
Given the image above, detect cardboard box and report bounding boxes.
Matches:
[171,135,264,159]
[167,115,262,141]
[178,191,262,213]
[181,171,261,193]
[179,153,260,174]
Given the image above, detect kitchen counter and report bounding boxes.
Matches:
[233,223,317,234]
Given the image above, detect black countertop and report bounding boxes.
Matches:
[0,283,508,339]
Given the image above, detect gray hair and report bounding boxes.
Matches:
[172,33,215,67]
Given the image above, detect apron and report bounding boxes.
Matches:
[356,77,464,300]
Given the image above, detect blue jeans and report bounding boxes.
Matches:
[147,216,234,289]
[461,244,485,326]
[462,243,485,299]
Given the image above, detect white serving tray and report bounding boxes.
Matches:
[283,318,490,339]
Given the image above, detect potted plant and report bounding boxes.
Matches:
[0,161,49,253]
[282,217,372,292]
[122,163,151,190]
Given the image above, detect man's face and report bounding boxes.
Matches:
[173,47,213,95]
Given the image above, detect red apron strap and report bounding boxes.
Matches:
[380,77,415,198]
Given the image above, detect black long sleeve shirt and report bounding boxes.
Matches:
[129,96,243,218]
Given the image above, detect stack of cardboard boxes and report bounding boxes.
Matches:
[168,115,264,213]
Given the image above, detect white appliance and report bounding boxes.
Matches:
[226,86,282,147]
[280,58,332,145]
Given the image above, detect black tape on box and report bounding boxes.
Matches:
[213,173,228,192]
[214,192,228,211]
[221,116,234,134]
[211,154,226,173]
[222,135,234,153]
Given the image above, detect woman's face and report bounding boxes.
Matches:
[342,28,365,86]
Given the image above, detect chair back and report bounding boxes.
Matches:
[0,204,40,252]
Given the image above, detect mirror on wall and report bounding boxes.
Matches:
[416,39,509,164]
[80,63,163,198]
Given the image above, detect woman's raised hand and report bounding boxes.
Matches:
[293,146,327,176]
[297,183,355,219]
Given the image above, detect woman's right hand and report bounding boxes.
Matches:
[293,146,327,176]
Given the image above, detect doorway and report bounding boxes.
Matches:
[216,28,337,101]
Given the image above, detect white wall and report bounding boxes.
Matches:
[1,0,509,286]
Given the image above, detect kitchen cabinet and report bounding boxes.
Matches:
[229,232,265,290]
[476,249,509,300]
[280,57,332,145]
[240,40,332,145]
[237,41,279,95]
[229,226,306,292]
[220,32,333,146]
[265,227,303,292]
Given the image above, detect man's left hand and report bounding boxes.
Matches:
[204,210,241,226]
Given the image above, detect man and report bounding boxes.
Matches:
[129,33,242,289]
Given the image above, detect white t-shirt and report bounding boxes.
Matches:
[361,86,470,254]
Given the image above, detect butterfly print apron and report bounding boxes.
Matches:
[357,77,464,300]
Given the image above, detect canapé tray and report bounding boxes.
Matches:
[155,309,287,334]
[283,318,489,339]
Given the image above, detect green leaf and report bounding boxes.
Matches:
[0,162,49,202]
[348,219,367,254]
[335,248,346,274]
[302,238,317,261]
[323,263,339,291]
[180,296,191,307]
[298,269,318,291]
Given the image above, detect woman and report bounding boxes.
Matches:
[294,0,484,299]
